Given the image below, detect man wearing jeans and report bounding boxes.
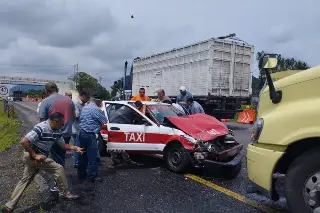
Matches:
[78,93,108,182]
[72,91,90,168]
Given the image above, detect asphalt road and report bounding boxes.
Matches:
[13,101,289,213]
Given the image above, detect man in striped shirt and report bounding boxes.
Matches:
[2,112,83,213]
[78,93,108,182]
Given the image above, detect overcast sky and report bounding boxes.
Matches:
[0,0,319,88]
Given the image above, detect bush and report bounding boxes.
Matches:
[0,114,21,152]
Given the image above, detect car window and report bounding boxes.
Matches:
[106,103,145,125]
[147,104,186,124]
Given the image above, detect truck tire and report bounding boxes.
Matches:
[221,163,242,180]
[285,148,320,213]
[164,143,190,173]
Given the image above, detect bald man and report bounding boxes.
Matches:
[156,89,171,103]
[65,92,72,99]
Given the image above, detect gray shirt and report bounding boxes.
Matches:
[39,93,75,137]
[72,98,85,134]
[176,91,193,103]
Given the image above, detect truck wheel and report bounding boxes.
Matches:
[221,163,242,180]
[98,134,106,156]
[285,148,320,213]
[164,143,190,173]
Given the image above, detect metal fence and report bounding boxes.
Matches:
[0,98,16,118]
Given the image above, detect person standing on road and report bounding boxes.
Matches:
[39,82,76,166]
[131,88,150,101]
[176,86,193,104]
[155,89,171,103]
[186,97,205,115]
[78,93,108,182]
[1,112,83,213]
[72,91,90,168]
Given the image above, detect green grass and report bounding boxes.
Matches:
[0,113,22,152]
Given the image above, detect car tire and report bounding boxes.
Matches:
[164,143,190,173]
[98,134,106,156]
[221,163,242,180]
[285,148,320,213]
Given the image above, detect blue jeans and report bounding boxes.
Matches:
[72,134,79,166]
[78,130,100,180]
[50,136,71,167]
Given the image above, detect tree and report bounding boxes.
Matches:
[68,72,111,100]
[110,78,123,98]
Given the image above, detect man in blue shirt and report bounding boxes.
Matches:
[176,86,193,104]
[186,97,205,115]
[78,93,108,182]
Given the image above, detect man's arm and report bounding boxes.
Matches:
[93,108,108,125]
[56,137,83,153]
[38,99,48,122]
[22,127,46,161]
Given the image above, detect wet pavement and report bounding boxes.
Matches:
[13,101,289,213]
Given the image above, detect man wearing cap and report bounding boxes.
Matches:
[176,86,193,104]
[78,93,108,182]
[155,89,171,103]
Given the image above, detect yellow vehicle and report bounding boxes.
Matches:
[247,54,320,213]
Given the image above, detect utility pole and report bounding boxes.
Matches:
[73,63,78,90]
[123,61,128,100]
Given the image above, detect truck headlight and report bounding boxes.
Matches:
[250,118,264,142]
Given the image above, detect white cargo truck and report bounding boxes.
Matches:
[131,35,254,118]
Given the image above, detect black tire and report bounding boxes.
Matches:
[164,143,190,173]
[285,148,320,213]
[221,163,242,180]
[98,134,106,156]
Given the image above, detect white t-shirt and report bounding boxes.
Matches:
[172,103,185,114]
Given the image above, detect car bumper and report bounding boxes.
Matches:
[202,151,243,169]
[247,143,284,199]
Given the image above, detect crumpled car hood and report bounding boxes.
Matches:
[166,113,229,141]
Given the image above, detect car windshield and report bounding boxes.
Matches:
[147,104,186,124]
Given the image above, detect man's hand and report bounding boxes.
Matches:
[33,154,46,163]
[74,146,84,153]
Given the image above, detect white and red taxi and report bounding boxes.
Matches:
[100,101,243,179]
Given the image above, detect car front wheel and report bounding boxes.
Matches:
[164,143,190,173]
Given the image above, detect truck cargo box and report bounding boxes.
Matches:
[132,37,254,98]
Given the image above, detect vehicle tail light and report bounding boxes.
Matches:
[101,124,108,134]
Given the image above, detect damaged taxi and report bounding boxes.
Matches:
[100,101,243,179]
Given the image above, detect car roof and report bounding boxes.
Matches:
[102,100,170,106]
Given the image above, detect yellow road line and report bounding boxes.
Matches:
[185,174,281,213]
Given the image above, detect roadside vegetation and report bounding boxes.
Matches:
[0,105,21,152]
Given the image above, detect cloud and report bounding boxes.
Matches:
[0,0,319,89]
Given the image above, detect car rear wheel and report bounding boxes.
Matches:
[285,148,320,213]
[164,143,190,173]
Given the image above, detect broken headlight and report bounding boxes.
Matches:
[182,134,199,144]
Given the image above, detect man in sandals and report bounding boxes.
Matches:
[1,112,83,213]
